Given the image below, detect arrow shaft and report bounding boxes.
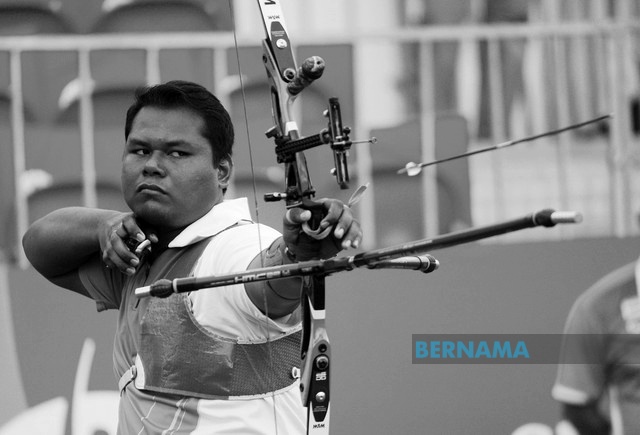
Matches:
[399,113,612,174]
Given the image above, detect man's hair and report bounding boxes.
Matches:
[124,80,234,165]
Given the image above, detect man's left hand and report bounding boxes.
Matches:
[282,198,362,261]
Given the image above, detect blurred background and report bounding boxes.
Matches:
[1,0,640,434]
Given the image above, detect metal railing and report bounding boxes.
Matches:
[1,21,639,265]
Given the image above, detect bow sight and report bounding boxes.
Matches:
[258,2,375,209]
[264,94,353,193]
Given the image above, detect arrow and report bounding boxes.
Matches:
[398,113,612,176]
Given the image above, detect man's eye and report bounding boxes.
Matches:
[131,148,149,155]
[169,150,187,157]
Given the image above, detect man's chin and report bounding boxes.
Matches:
[132,204,171,226]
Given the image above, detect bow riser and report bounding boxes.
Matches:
[257,1,333,433]
[259,2,318,211]
[300,276,331,434]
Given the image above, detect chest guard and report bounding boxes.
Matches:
[135,237,302,399]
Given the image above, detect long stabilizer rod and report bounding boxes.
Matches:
[135,208,581,298]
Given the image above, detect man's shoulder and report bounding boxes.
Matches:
[588,261,635,295]
[194,222,281,271]
[206,221,281,243]
[575,261,636,312]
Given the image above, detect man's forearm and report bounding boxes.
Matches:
[245,237,303,318]
[22,207,121,278]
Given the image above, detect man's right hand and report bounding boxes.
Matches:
[99,213,156,275]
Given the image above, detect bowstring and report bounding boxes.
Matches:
[227,1,280,433]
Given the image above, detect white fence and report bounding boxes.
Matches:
[1,21,640,259]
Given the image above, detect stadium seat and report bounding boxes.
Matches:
[0,3,73,35]
[0,2,77,124]
[55,0,226,129]
[57,84,134,126]
[93,0,225,33]
[86,0,222,90]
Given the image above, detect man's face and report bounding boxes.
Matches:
[121,106,229,231]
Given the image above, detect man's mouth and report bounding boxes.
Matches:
[137,183,166,194]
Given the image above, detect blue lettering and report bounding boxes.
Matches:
[492,341,511,358]
[476,341,491,358]
[415,339,531,360]
[513,341,530,358]
[431,341,440,358]
[442,341,455,358]
[415,341,428,358]
[458,341,473,358]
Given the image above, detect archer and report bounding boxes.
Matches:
[22,80,362,434]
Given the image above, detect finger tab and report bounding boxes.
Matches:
[301,222,332,240]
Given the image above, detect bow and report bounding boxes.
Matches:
[136,2,585,433]
[226,5,585,433]
[255,2,346,432]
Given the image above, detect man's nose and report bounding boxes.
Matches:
[143,151,167,176]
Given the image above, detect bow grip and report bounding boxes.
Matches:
[299,199,332,240]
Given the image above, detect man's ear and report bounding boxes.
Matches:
[217,158,233,190]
